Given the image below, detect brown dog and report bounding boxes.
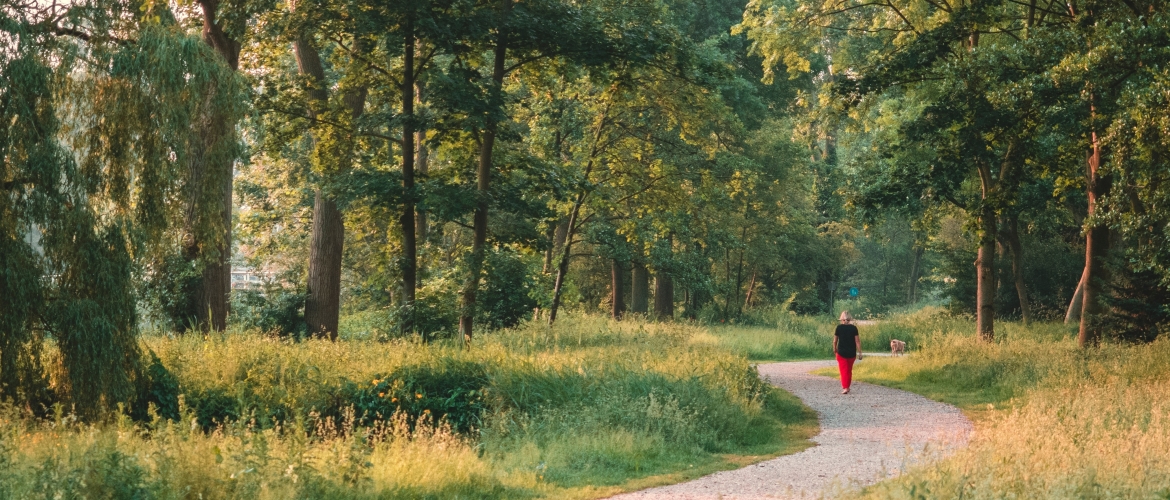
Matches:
[890,339,906,356]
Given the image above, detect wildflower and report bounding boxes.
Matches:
[416,393,423,399]
[371,379,380,386]
[379,392,385,398]
[391,397,398,403]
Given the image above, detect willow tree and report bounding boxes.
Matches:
[0,6,244,415]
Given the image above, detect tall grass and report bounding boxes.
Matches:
[705,306,951,361]
[1,315,816,499]
[840,310,1170,498]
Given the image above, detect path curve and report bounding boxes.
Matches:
[610,358,973,499]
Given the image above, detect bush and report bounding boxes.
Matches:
[330,360,490,434]
[141,252,203,331]
[231,287,307,338]
[479,250,540,330]
[130,353,179,422]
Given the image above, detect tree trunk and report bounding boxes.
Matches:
[722,248,732,321]
[459,0,510,344]
[907,245,923,304]
[654,234,674,320]
[294,35,366,340]
[1003,215,1032,324]
[743,269,758,311]
[294,36,333,338]
[545,218,568,273]
[400,22,418,335]
[304,194,343,339]
[654,271,673,320]
[631,263,649,313]
[733,230,747,318]
[978,158,996,341]
[547,194,584,325]
[1079,125,1111,347]
[186,0,240,332]
[546,98,612,325]
[976,209,996,341]
[541,223,557,274]
[1066,266,1087,324]
[415,80,429,245]
[611,259,625,320]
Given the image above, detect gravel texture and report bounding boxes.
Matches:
[609,357,973,499]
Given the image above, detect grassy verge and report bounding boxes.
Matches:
[800,309,1170,498]
[0,315,817,499]
[705,306,950,361]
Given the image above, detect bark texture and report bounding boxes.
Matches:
[400,23,417,335]
[414,81,429,245]
[305,194,343,339]
[294,35,366,340]
[976,204,996,341]
[611,259,626,320]
[976,161,997,341]
[184,0,240,332]
[631,264,649,313]
[653,271,674,320]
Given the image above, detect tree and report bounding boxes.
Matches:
[0,4,244,414]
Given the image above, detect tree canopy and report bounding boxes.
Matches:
[4,0,1170,416]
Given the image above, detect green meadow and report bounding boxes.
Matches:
[0,315,816,499]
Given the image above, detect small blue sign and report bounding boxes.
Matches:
[848,287,859,297]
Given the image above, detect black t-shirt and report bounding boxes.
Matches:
[835,324,859,358]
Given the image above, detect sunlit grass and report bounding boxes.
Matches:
[1,314,817,499]
[830,310,1170,498]
[706,306,960,361]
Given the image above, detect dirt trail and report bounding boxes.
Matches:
[608,359,972,499]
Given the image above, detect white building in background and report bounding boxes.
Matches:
[230,266,273,290]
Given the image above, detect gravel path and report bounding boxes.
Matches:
[609,358,972,499]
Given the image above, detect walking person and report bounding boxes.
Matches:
[833,311,862,394]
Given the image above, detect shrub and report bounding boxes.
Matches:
[231,287,307,338]
[130,353,179,422]
[330,360,490,433]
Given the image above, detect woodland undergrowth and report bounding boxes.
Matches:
[0,315,814,499]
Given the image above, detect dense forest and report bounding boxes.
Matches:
[4,0,1170,416]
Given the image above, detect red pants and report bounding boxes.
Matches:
[836,353,856,389]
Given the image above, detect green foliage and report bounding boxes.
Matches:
[231,288,309,338]
[0,315,817,498]
[480,250,541,330]
[1,12,245,416]
[131,354,181,423]
[338,360,490,434]
[142,252,204,330]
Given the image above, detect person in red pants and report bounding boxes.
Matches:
[833,311,863,394]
